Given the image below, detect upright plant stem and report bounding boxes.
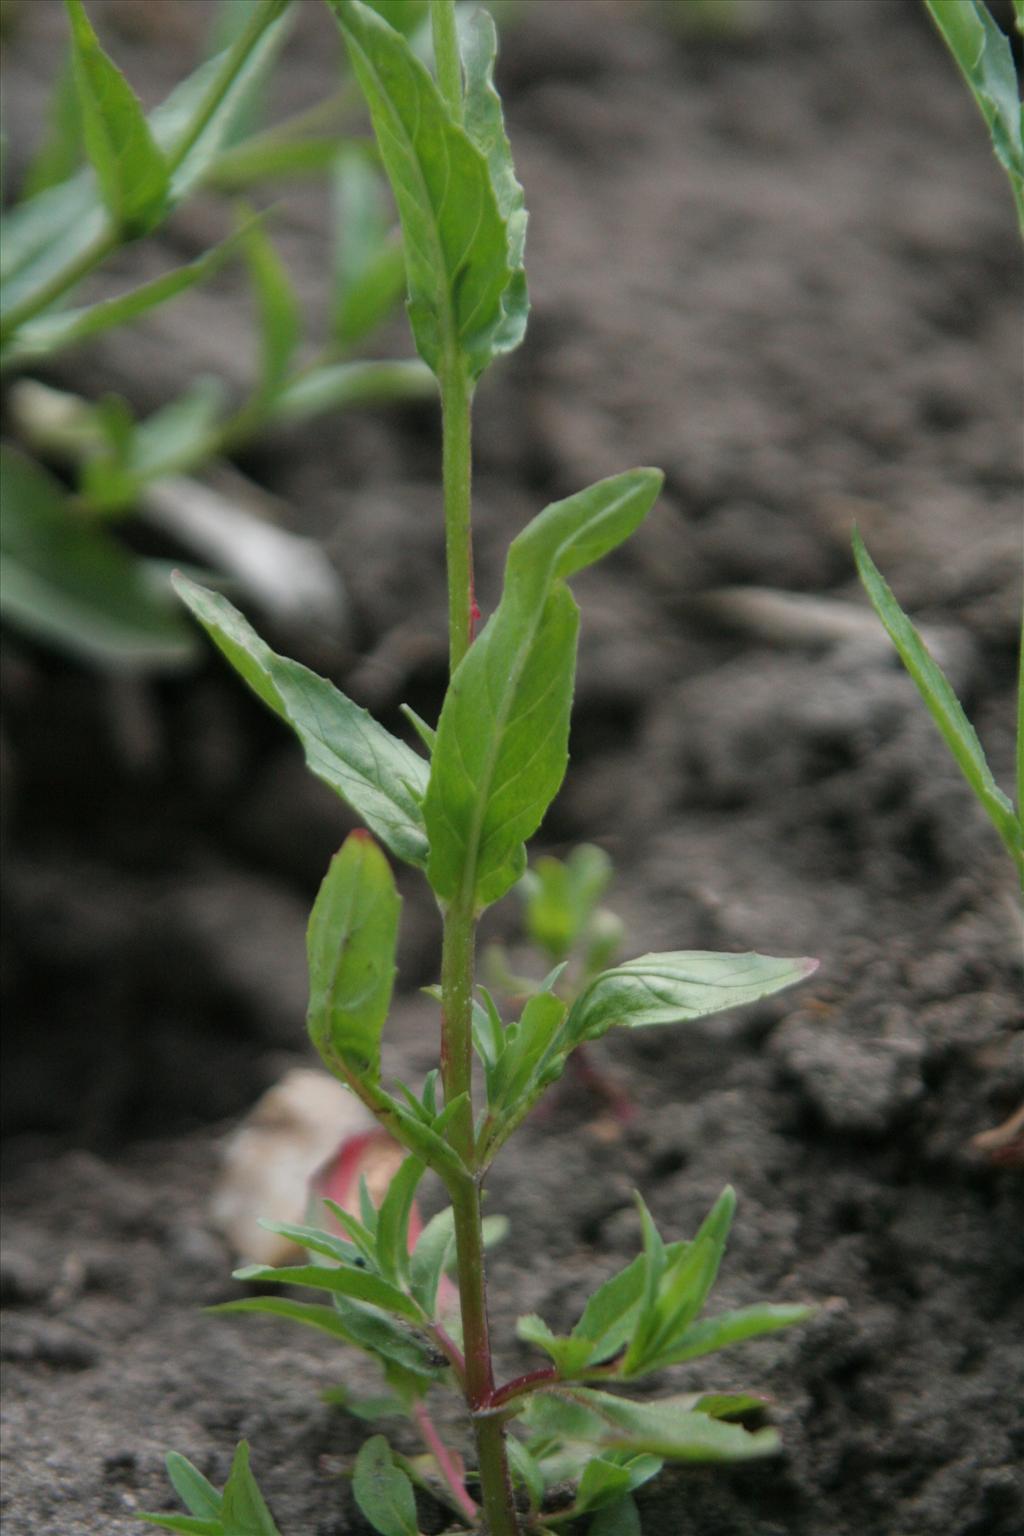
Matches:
[441,360,475,676]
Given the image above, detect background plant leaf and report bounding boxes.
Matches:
[0,447,196,669]
[924,0,1024,230]
[65,0,169,236]
[853,529,1021,871]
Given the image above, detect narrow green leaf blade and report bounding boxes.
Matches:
[460,7,528,360]
[210,1294,367,1342]
[570,1390,781,1462]
[853,530,1021,865]
[136,1518,220,1534]
[150,2,293,205]
[352,1436,420,1536]
[221,1441,282,1536]
[567,951,817,1046]
[408,1205,454,1316]
[326,0,524,379]
[172,575,430,866]
[5,233,239,366]
[306,831,400,1085]
[0,447,196,670]
[425,470,662,909]
[641,1302,813,1372]
[233,1260,420,1321]
[375,1155,425,1288]
[331,150,408,349]
[924,0,1024,229]
[273,358,435,423]
[165,1455,224,1519]
[65,0,169,235]
[241,218,301,398]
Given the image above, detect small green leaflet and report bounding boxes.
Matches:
[924,0,1024,232]
[326,0,526,380]
[139,1442,281,1536]
[424,469,663,911]
[172,574,430,867]
[852,530,1022,876]
[165,1455,223,1521]
[220,1441,282,1536]
[65,0,169,237]
[307,832,400,1084]
[566,951,819,1046]
[352,1436,420,1536]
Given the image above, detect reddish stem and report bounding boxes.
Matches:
[414,1401,478,1524]
[490,1366,560,1410]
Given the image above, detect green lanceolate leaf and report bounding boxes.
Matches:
[331,150,408,349]
[375,1155,425,1287]
[172,575,430,866]
[853,530,1022,874]
[166,1455,224,1519]
[575,1455,661,1517]
[306,831,400,1083]
[65,0,169,237]
[522,843,613,962]
[273,359,435,423]
[352,1436,420,1536]
[516,1314,594,1379]
[549,1388,781,1463]
[220,1441,282,1536]
[565,951,818,1047]
[326,0,526,380]
[240,218,301,399]
[924,0,1024,231]
[0,447,196,669]
[624,1189,735,1374]
[150,0,293,205]
[233,1259,420,1321]
[408,1205,455,1316]
[637,1301,812,1374]
[211,1294,367,1342]
[460,7,528,361]
[4,233,240,367]
[424,469,663,911]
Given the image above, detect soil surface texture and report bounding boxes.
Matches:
[2,3,1022,1534]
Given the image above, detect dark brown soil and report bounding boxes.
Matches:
[2,2,1022,1534]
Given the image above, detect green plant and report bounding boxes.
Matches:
[1,0,433,670]
[143,3,816,1532]
[852,0,1024,891]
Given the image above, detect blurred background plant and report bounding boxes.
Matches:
[1,0,434,672]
